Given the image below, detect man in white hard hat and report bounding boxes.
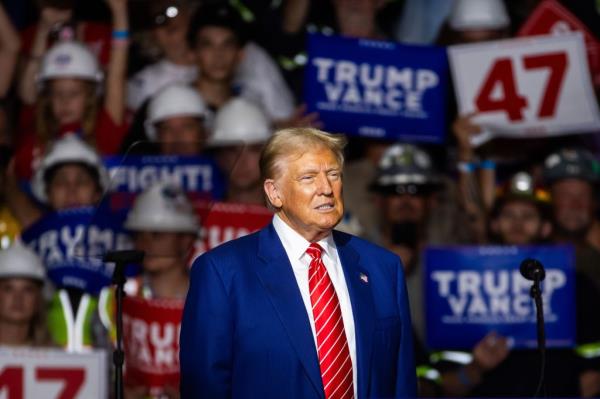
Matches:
[144,84,209,155]
[6,135,108,230]
[0,242,51,347]
[209,97,271,205]
[123,181,199,299]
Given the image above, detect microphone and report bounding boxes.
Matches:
[520,258,546,281]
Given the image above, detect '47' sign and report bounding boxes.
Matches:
[449,33,600,144]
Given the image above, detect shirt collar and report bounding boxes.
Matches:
[272,214,336,261]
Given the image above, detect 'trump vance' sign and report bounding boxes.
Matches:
[425,245,575,350]
[304,33,448,142]
[21,207,132,295]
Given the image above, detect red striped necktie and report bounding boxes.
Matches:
[306,243,354,399]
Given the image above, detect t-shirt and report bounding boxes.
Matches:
[15,107,128,180]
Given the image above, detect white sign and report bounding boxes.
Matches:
[449,33,600,145]
[0,348,107,399]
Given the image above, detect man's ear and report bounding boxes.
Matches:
[264,179,283,208]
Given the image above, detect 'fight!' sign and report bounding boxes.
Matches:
[104,155,225,210]
[304,33,448,142]
[424,245,575,350]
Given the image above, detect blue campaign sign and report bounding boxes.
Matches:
[304,33,449,142]
[21,206,137,295]
[424,245,576,350]
[104,155,226,199]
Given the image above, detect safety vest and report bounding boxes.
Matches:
[97,277,151,346]
[47,289,99,352]
[576,341,600,359]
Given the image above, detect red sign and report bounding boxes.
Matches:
[191,201,273,259]
[122,296,184,396]
[518,0,600,87]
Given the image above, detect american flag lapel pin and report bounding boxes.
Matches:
[359,273,369,284]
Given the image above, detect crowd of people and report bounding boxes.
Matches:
[0,0,599,397]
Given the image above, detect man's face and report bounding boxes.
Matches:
[47,164,101,210]
[157,116,205,155]
[491,200,548,245]
[194,26,241,83]
[0,278,40,325]
[381,193,428,225]
[266,147,344,241]
[134,231,194,274]
[216,144,263,189]
[551,178,595,237]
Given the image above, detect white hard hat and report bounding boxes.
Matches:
[37,41,103,86]
[144,84,208,141]
[210,98,271,147]
[31,135,109,203]
[0,241,45,282]
[124,182,199,233]
[449,0,510,31]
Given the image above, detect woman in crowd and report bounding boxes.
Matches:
[0,242,51,347]
[14,0,129,180]
[6,135,108,230]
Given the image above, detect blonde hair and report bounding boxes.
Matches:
[35,81,99,148]
[259,127,347,182]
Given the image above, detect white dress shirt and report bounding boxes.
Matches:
[272,215,357,396]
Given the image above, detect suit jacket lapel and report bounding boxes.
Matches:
[334,231,376,399]
[255,224,325,398]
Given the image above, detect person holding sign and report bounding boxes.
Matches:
[423,169,600,396]
[14,0,130,180]
[0,242,51,347]
[367,143,517,397]
[6,136,115,352]
[181,127,417,398]
[112,182,199,397]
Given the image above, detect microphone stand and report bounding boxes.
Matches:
[103,250,145,399]
[530,270,546,397]
[520,259,546,397]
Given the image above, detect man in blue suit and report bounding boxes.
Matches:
[180,128,417,398]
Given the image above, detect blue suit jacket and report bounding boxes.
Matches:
[180,223,417,398]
